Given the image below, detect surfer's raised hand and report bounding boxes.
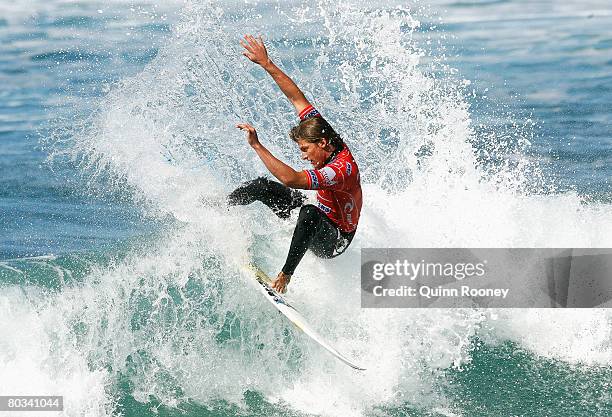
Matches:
[240,34,311,116]
[240,34,271,68]
[272,271,291,293]
[236,123,260,148]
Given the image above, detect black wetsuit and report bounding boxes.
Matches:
[228,176,355,275]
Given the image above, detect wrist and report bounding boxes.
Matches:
[261,59,275,72]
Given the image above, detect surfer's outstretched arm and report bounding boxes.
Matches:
[240,34,312,116]
[236,123,309,189]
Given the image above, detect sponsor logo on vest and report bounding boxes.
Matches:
[307,170,319,189]
[318,202,332,213]
[320,166,337,186]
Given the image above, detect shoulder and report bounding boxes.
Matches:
[333,147,357,169]
[298,104,321,121]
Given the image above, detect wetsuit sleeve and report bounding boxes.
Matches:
[298,104,321,120]
[305,162,350,191]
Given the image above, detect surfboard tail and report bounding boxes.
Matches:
[241,262,366,371]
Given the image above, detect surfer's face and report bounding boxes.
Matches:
[297,138,331,170]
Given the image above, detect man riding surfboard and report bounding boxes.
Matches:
[230,35,362,294]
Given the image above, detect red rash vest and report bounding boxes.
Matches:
[299,105,362,233]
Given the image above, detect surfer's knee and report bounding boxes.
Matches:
[246,176,272,198]
[228,176,268,205]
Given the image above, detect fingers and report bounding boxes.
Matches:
[236,123,255,132]
[246,34,258,46]
[242,34,264,49]
[242,35,257,50]
[240,39,254,53]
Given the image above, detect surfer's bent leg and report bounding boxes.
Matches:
[311,215,355,259]
[282,205,355,275]
[227,176,306,219]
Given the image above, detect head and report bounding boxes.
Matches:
[289,117,343,169]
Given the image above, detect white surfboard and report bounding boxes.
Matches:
[241,263,365,371]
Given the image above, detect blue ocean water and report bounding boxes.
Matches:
[426,0,612,200]
[0,1,611,416]
[0,1,175,258]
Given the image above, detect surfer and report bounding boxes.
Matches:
[230,35,362,294]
